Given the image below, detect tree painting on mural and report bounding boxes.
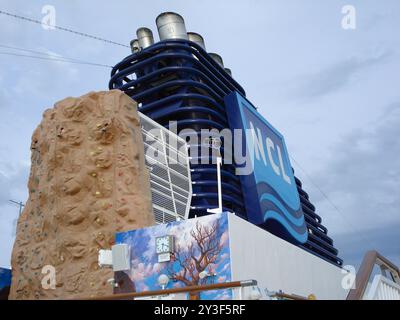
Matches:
[167,219,223,299]
[115,212,232,300]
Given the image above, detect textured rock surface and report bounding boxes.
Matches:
[9,90,155,300]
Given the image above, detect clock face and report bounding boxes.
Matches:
[156,236,172,254]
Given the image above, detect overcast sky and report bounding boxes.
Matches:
[0,0,399,269]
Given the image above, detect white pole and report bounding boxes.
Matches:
[216,156,222,213]
[207,140,223,215]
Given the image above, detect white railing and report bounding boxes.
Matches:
[139,112,192,224]
[365,275,400,300]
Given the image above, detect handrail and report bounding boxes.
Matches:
[271,292,309,300]
[77,280,258,300]
[347,250,400,300]
[365,274,400,300]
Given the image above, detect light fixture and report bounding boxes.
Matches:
[107,278,118,288]
[158,274,169,289]
[206,137,223,215]
[199,270,217,280]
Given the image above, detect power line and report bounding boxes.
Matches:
[0,51,112,68]
[290,155,381,252]
[8,200,24,238]
[0,43,111,65]
[9,200,24,216]
[290,156,343,214]
[0,9,129,48]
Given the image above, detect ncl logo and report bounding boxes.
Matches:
[225,92,308,244]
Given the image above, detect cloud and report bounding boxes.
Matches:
[130,262,154,282]
[219,230,229,246]
[213,290,232,300]
[310,102,400,265]
[1,0,399,274]
[292,51,391,99]
[220,253,228,260]
[0,173,12,204]
[220,262,230,273]
[335,222,400,269]
[0,162,29,267]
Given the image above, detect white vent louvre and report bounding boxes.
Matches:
[139,112,192,224]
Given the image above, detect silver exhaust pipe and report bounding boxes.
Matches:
[156,12,188,40]
[130,39,140,53]
[187,32,206,50]
[209,53,224,68]
[136,27,154,49]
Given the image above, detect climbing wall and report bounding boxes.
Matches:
[9,90,155,300]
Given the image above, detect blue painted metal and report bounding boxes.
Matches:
[0,268,11,289]
[109,39,342,266]
[225,91,308,245]
[110,39,248,219]
[0,268,11,299]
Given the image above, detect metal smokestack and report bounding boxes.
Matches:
[156,12,188,40]
[136,27,154,49]
[208,53,224,68]
[224,68,232,76]
[187,32,206,50]
[130,39,140,53]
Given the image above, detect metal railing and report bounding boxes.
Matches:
[80,280,258,300]
[347,250,400,300]
[365,274,400,300]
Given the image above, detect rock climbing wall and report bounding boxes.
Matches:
[9,90,155,300]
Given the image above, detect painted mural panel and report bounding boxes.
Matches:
[115,212,232,300]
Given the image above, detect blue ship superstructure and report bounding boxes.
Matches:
[109,12,342,266]
[110,38,247,219]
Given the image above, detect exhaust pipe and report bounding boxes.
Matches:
[224,68,232,76]
[136,27,154,49]
[130,39,140,53]
[209,53,224,68]
[187,32,206,50]
[156,12,188,40]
